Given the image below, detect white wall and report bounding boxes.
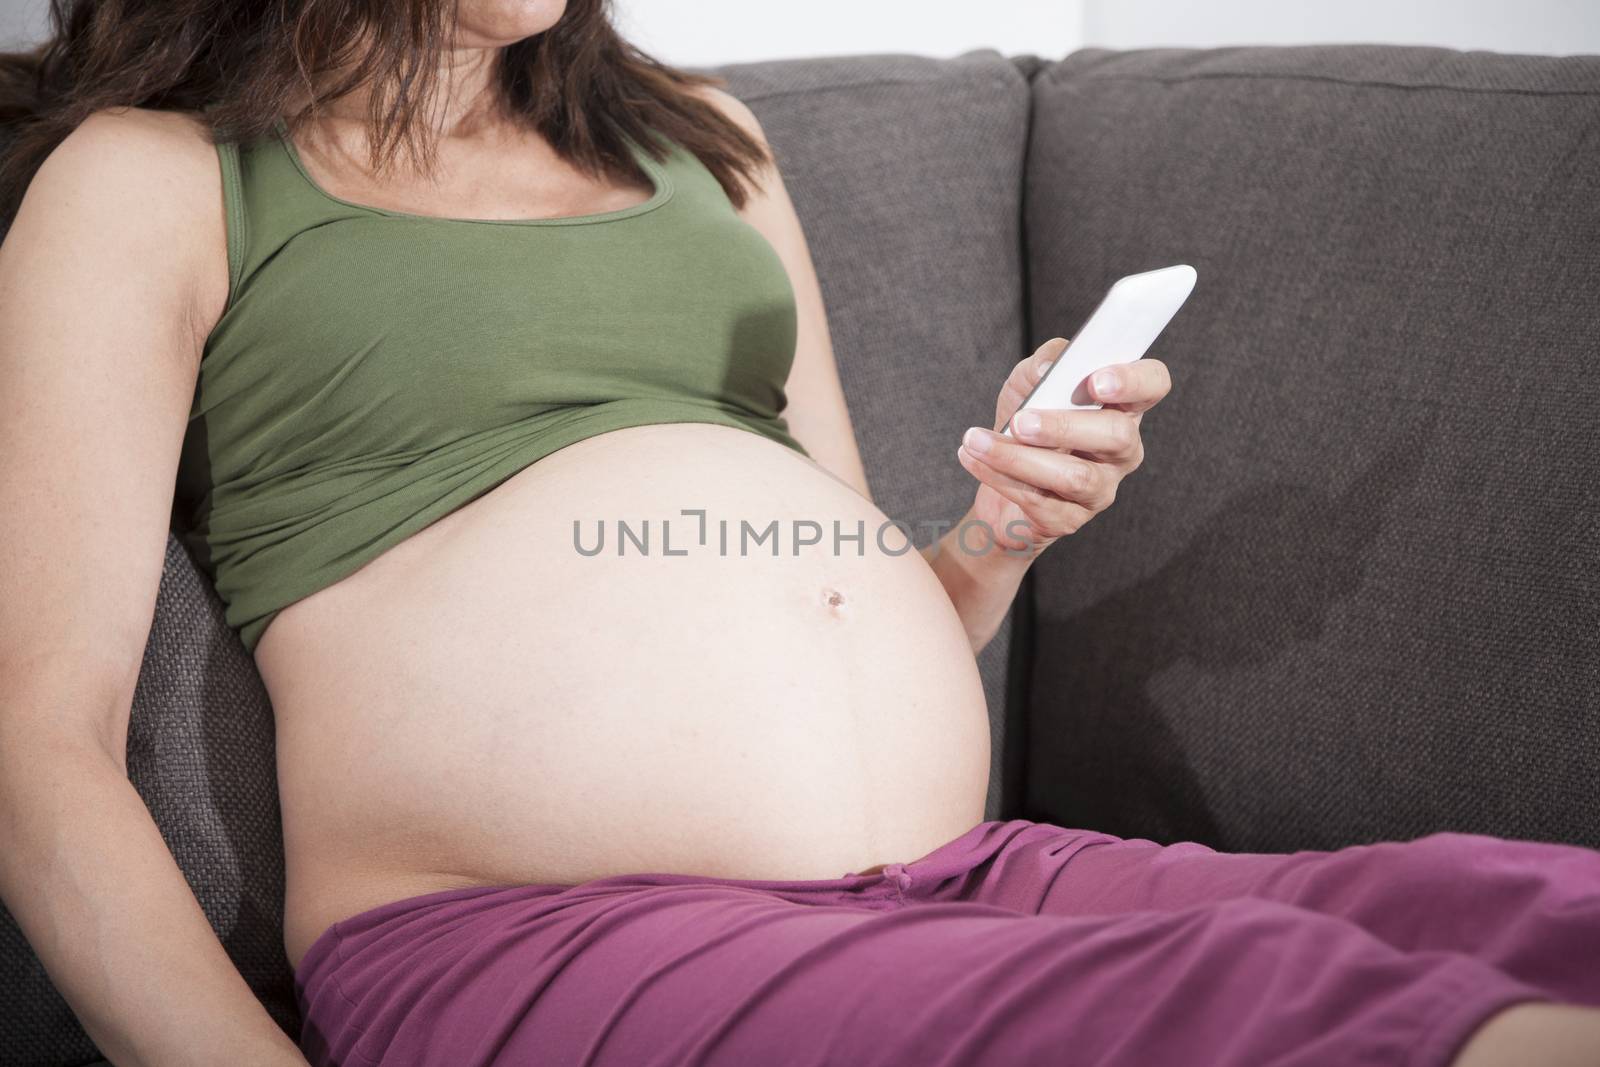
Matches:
[613,0,1075,67]
[1078,0,1600,57]
[0,0,44,48]
[619,0,1600,65]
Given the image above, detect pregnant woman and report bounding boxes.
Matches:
[1,1,1597,1065]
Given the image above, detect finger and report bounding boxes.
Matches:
[995,337,1070,430]
[956,446,1095,535]
[961,428,1117,512]
[1085,358,1172,413]
[1007,408,1144,466]
[956,447,1089,540]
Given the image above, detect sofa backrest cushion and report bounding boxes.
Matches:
[710,51,1034,819]
[1021,46,1600,852]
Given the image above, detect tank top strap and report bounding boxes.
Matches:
[212,119,375,313]
[213,136,248,303]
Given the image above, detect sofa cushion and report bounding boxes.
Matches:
[0,49,1032,1063]
[1021,46,1600,852]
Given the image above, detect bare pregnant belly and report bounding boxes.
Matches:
[255,424,992,970]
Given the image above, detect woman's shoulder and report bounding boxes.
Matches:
[686,84,769,145]
[44,106,218,182]
[15,106,230,334]
[24,106,224,236]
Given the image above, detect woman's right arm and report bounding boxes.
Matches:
[0,110,308,1066]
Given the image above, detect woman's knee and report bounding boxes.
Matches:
[1008,898,1534,1067]
[1452,1002,1600,1067]
[1367,831,1599,912]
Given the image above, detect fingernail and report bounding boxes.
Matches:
[1014,411,1042,438]
[1093,371,1120,399]
[1035,360,1054,379]
[963,426,994,453]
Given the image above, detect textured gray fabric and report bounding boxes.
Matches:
[1,50,1032,1063]
[124,536,295,1033]
[1021,46,1600,852]
[713,51,1034,820]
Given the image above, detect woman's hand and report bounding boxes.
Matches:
[919,337,1171,652]
[957,336,1172,556]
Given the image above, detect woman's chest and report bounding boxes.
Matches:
[198,213,797,439]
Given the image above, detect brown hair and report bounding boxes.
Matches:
[0,0,769,224]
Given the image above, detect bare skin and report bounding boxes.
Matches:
[0,1,1594,1064]
[0,108,304,1067]
[1455,1004,1600,1067]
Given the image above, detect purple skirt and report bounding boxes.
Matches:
[296,819,1600,1066]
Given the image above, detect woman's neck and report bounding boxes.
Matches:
[311,40,511,141]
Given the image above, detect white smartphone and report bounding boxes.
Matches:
[1000,264,1196,435]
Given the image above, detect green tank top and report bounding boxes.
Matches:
[175,120,805,653]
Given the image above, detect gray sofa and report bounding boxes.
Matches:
[3,44,1597,1065]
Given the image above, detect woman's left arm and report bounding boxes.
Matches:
[702,88,1171,653]
[934,340,1172,651]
